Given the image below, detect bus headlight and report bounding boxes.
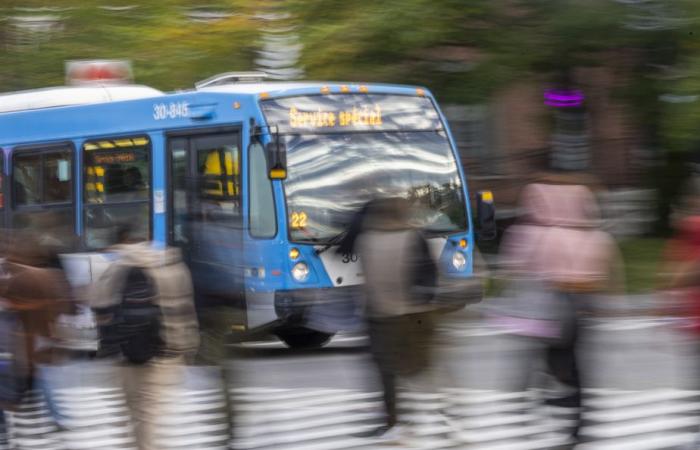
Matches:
[291,262,309,281]
[452,251,467,271]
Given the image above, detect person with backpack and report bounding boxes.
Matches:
[90,227,199,450]
[354,197,440,443]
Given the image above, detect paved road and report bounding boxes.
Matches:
[6,301,700,450]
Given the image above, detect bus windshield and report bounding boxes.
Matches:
[261,94,467,243]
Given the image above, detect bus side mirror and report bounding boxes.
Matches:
[476,190,496,241]
[266,141,287,180]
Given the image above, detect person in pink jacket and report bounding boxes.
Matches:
[499,182,623,444]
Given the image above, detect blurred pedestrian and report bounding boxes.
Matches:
[0,229,75,425]
[355,197,438,443]
[660,178,700,450]
[663,177,700,295]
[90,225,199,450]
[498,183,623,446]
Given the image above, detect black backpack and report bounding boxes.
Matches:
[118,267,163,364]
[409,231,438,306]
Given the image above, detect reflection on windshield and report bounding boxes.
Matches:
[284,131,467,242]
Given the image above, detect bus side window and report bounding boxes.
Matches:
[13,149,72,206]
[44,152,71,203]
[13,153,41,205]
[11,147,74,244]
[83,137,151,249]
[249,140,276,238]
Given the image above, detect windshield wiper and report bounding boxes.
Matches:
[314,230,348,255]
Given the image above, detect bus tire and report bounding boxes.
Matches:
[276,328,333,349]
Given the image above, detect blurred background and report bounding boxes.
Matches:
[6,1,700,449]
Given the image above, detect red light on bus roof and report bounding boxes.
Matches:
[65,60,133,86]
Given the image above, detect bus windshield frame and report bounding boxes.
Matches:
[261,93,469,244]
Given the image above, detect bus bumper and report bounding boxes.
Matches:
[274,286,365,334]
[273,276,483,331]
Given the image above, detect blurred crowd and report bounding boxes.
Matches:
[4,175,700,450]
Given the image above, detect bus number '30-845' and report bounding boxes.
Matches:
[341,253,359,263]
[153,102,189,120]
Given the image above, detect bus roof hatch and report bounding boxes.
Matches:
[195,71,269,89]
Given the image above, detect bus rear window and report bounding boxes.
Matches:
[83,137,150,248]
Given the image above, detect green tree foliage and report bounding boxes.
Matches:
[0,0,652,101]
[287,0,630,103]
[287,0,503,102]
[0,0,694,161]
[0,0,260,91]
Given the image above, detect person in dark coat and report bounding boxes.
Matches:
[355,197,438,442]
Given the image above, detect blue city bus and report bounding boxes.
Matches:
[0,74,492,348]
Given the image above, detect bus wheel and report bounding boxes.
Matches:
[276,328,334,349]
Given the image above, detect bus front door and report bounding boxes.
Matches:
[168,131,244,309]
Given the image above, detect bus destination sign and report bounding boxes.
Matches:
[261,94,442,133]
[289,104,383,129]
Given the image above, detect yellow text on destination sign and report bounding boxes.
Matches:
[288,105,383,129]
